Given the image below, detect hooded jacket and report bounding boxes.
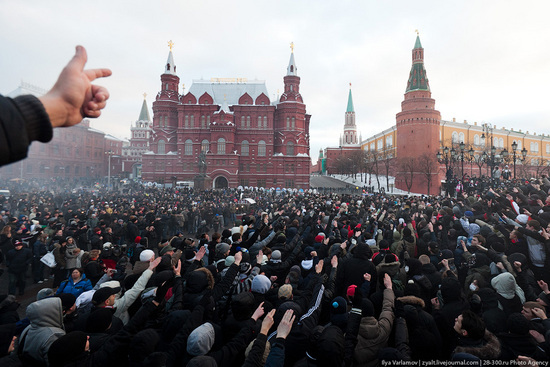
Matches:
[336,244,377,297]
[18,297,65,366]
[354,288,395,367]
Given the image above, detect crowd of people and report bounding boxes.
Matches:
[0,175,548,366]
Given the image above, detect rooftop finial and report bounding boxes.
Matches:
[168,40,174,51]
[349,82,352,88]
[415,29,419,36]
[290,42,294,53]
[143,92,147,100]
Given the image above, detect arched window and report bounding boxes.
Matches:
[241,140,249,156]
[386,136,393,147]
[499,138,504,148]
[287,141,294,156]
[246,116,250,128]
[190,115,195,126]
[201,116,206,128]
[207,116,210,125]
[258,116,262,128]
[201,139,209,152]
[474,134,480,146]
[458,132,465,143]
[370,142,375,150]
[258,140,266,156]
[263,116,268,128]
[452,132,459,143]
[184,139,193,155]
[291,117,295,129]
[546,144,550,154]
[286,117,290,129]
[377,139,383,150]
[217,138,226,155]
[241,116,245,127]
[157,140,165,154]
[517,140,522,150]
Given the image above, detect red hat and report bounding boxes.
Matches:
[348,230,354,239]
[134,236,142,244]
[314,235,324,243]
[347,284,357,297]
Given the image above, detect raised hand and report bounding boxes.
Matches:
[39,46,111,127]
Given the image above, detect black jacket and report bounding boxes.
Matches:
[0,95,53,167]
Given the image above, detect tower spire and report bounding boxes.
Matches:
[138,94,151,122]
[346,83,354,112]
[287,42,298,76]
[165,40,177,75]
[406,32,429,92]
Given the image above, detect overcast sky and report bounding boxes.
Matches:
[2,1,550,164]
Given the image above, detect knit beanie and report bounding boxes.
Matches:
[361,298,375,317]
[271,250,282,261]
[187,323,215,356]
[48,331,88,366]
[507,313,530,335]
[251,275,271,294]
[56,293,76,312]
[330,296,347,314]
[86,308,113,333]
[140,249,155,262]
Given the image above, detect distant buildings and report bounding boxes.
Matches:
[320,35,550,194]
[140,44,312,189]
[0,82,124,181]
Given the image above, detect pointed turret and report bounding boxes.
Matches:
[342,84,358,145]
[157,40,180,102]
[406,34,429,92]
[346,88,354,113]
[138,96,151,122]
[164,40,177,75]
[287,42,298,76]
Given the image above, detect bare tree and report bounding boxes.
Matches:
[417,152,438,195]
[381,149,394,191]
[367,149,381,191]
[398,157,416,193]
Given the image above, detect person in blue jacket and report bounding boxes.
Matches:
[56,268,93,298]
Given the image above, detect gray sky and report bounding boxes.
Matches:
[2,1,550,164]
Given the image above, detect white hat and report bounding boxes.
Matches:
[140,249,155,262]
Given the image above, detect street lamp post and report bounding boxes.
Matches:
[459,141,466,178]
[106,150,114,190]
[511,141,518,179]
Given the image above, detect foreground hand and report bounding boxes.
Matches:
[277,309,295,339]
[40,46,112,127]
[251,302,265,321]
[148,256,162,270]
[260,309,276,334]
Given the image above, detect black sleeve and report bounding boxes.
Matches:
[241,333,268,367]
[0,95,53,166]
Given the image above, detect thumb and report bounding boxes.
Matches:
[67,45,88,72]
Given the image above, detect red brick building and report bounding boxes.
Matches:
[141,46,312,189]
[0,82,124,181]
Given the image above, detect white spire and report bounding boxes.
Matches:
[165,50,177,75]
[287,42,298,76]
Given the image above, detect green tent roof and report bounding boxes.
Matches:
[138,99,151,122]
[346,88,354,112]
[414,35,422,49]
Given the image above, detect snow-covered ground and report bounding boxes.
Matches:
[332,174,421,196]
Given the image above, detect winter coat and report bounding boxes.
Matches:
[6,247,31,274]
[353,288,395,367]
[52,243,67,269]
[452,331,501,361]
[0,295,20,326]
[498,332,548,361]
[336,244,377,297]
[105,269,153,324]
[17,298,65,366]
[56,275,93,298]
[65,242,79,269]
[397,296,441,360]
